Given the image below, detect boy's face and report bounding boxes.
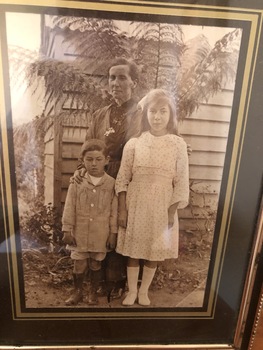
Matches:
[83,150,109,177]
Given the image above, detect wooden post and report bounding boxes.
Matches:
[53,117,62,212]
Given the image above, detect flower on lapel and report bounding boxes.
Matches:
[104,127,116,137]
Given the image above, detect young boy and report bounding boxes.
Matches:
[62,139,118,306]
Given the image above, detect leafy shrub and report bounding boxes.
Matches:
[21,200,62,250]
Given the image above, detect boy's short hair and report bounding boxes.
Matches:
[80,139,108,158]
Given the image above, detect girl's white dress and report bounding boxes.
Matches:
[115,131,189,261]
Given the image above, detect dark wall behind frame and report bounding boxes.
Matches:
[242,212,263,349]
[0,1,263,348]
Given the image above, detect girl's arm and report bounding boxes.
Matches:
[107,193,118,250]
[115,138,135,193]
[171,139,190,209]
[118,191,128,228]
[115,139,136,228]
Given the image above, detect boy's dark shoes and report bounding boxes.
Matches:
[65,273,84,306]
[86,287,98,305]
[65,288,83,306]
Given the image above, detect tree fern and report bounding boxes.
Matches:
[9,18,241,122]
[8,46,39,89]
[176,28,242,119]
[133,22,184,89]
[48,15,130,71]
[25,57,110,116]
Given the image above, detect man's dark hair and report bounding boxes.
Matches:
[108,58,139,82]
[80,139,108,158]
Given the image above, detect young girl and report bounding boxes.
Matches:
[115,89,189,306]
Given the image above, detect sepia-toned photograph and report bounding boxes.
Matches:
[6,11,243,310]
[1,1,263,349]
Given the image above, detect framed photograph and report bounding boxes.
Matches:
[0,0,262,348]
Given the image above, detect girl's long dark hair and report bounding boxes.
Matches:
[138,89,178,136]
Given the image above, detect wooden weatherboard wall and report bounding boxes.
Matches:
[61,114,91,206]
[178,83,234,233]
[44,112,91,211]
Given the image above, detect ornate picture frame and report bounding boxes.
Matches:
[0,1,262,349]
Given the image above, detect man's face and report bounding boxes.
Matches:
[108,65,137,106]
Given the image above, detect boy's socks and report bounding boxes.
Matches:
[138,266,156,306]
[122,266,140,306]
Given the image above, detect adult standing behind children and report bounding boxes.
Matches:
[62,140,117,306]
[115,89,189,306]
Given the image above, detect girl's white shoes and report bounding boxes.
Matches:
[122,265,156,306]
[138,292,150,306]
[122,291,151,306]
[122,291,138,306]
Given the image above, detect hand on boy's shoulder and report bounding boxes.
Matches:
[69,168,87,184]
